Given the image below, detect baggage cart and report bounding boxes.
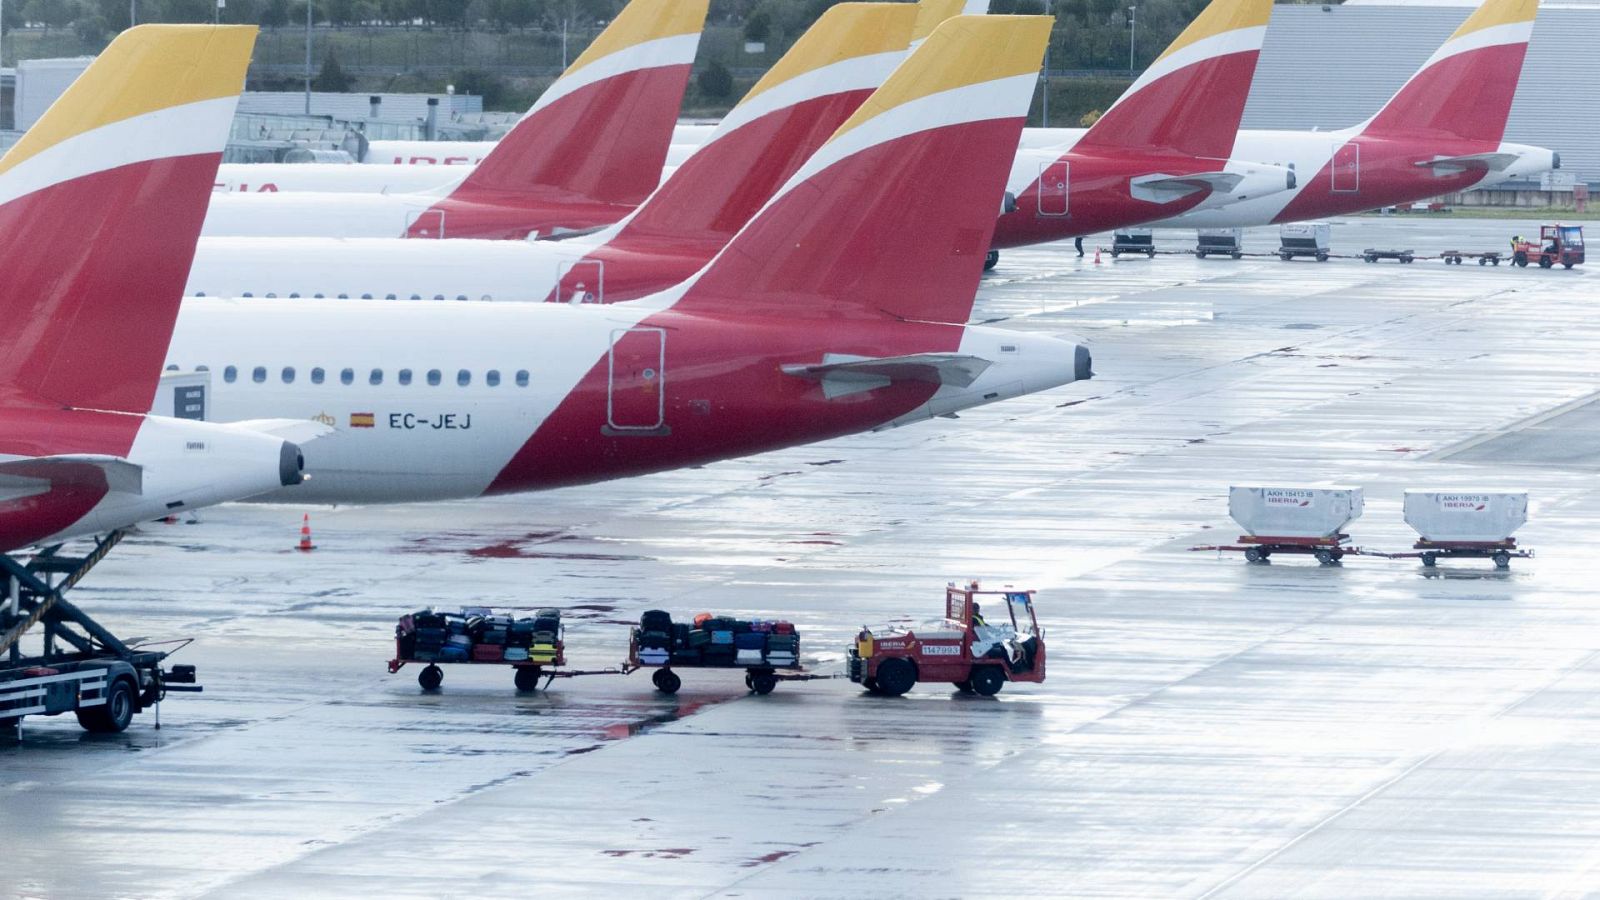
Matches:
[1362,248,1415,264]
[1442,251,1501,266]
[1195,228,1243,259]
[1279,222,1330,261]
[389,608,620,692]
[1367,490,1533,569]
[1112,228,1155,258]
[623,629,816,696]
[1192,485,1364,564]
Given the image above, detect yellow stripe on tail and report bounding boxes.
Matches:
[830,14,1051,143]
[567,0,710,74]
[743,3,918,103]
[1154,0,1271,64]
[1448,0,1538,40]
[0,25,256,178]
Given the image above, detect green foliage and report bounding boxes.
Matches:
[312,49,353,89]
[23,0,80,32]
[697,57,732,100]
[451,67,505,105]
[741,8,767,43]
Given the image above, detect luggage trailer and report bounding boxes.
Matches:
[1364,538,1532,570]
[0,531,200,738]
[623,631,825,697]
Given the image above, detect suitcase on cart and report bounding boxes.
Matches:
[686,628,711,648]
[641,609,673,631]
[472,644,504,662]
[640,648,670,666]
[503,647,529,662]
[735,648,763,665]
[439,644,469,662]
[734,632,766,650]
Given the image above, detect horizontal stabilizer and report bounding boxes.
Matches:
[1414,152,1521,173]
[1130,171,1241,202]
[229,419,337,444]
[783,352,992,398]
[0,455,143,497]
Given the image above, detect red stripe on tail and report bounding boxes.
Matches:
[1075,50,1260,159]
[1361,41,1527,143]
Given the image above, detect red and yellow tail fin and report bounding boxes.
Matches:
[1076,0,1270,158]
[0,25,255,414]
[674,15,1050,325]
[452,0,708,205]
[1361,0,1536,142]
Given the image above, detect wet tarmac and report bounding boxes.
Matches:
[5,215,1600,897]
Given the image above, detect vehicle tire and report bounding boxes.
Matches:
[1565,263,1575,270]
[77,677,136,734]
[983,250,999,272]
[1146,249,1155,259]
[1279,252,1291,262]
[514,666,542,693]
[1514,252,1528,267]
[955,679,975,694]
[1421,553,1438,568]
[1196,251,1206,259]
[651,668,681,695]
[418,664,443,691]
[1492,259,1500,266]
[750,672,778,695]
[1244,547,1265,563]
[1314,549,1337,565]
[1112,251,1121,259]
[1316,253,1328,262]
[1540,256,1553,269]
[1479,257,1487,266]
[1493,550,1512,570]
[1364,255,1375,263]
[873,658,916,697]
[970,665,1006,697]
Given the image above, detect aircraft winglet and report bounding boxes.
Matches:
[0,25,255,415]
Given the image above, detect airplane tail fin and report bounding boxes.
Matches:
[603,2,917,247]
[672,15,1050,325]
[0,25,255,415]
[1360,0,1535,142]
[909,0,990,46]
[450,0,707,206]
[1075,0,1270,158]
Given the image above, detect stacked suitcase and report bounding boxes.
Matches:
[631,611,800,668]
[396,607,562,665]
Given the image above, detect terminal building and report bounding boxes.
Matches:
[1243,0,1599,204]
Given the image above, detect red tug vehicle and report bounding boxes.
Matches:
[848,582,1045,697]
[1512,224,1584,269]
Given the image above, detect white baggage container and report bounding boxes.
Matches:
[1228,486,1364,539]
[1403,491,1527,543]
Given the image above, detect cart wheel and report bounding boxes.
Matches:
[1492,550,1512,570]
[1279,252,1291,262]
[1364,255,1375,263]
[955,679,975,694]
[418,664,443,691]
[651,668,681,695]
[1196,251,1206,259]
[1232,253,1242,260]
[1314,549,1338,566]
[983,250,999,272]
[77,677,136,734]
[1478,257,1486,266]
[1316,253,1328,262]
[749,672,778,696]
[1421,553,1437,568]
[1565,263,1575,270]
[969,665,1006,697]
[1146,249,1155,259]
[1492,259,1500,266]
[873,658,916,697]
[514,666,542,693]
[1244,547,1265,563]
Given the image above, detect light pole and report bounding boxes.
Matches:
[303,0,312,114]
[1127,4,1137,73]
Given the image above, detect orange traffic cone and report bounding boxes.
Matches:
[1093,247,1102,265]
[296,513,316,552]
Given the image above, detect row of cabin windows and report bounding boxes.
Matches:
[170,364,530,388]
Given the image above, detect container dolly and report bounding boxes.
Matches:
[1364,539,1531,570]
[1362,248,1416,264]
[1442,251,1501,266]
[1191,533,1357,565]
[0,530,201,738]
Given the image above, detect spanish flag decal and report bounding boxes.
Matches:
[350,412,376,428]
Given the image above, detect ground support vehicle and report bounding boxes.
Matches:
[1112,229,1156,258]
[1362,248,1416,264]
[390,608,620,692]
[0,531,200,737]
[1279,222,1331,262]
[1191,533,1356,565]
[1442,251,1501,266]
[1195,228,1244,259]
[623,630,818,696]
[1368,539,1531,570]
[1512,225,1584,269]
[848,583,1044,698]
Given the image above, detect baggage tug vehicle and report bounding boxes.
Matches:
[848,583,1045,697]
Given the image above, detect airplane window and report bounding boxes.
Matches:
[340,368,354,385]
[194,292,205,298]
[224,366,238,383]
[282,367,295,383]
[165,364,179,371]
[398,368,413,385]
[382,294,394,300]
[311,367,325,384]
[481,295,492,301]
[515,369,529,387]
[265,293,276,298]
[409,294,421,301]
[337,293,348,299]
[370,368,383,385]
[486,370,500,387]
[457,369,471,387]
[427,369,441,386]
[252,366,267,383]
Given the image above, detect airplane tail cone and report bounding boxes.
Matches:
[297,513,316,552]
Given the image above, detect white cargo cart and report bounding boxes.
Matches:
[1371,491,1533,569]
[1112,228,1156,258]
[1195,228,1244,259]
[1279,222,1331,262]
[1192,486,1365,565]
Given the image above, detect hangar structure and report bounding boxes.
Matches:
[1242,0,1598,200]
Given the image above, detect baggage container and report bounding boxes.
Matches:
[1195,227,1243,259]
[1403,491,1527,543]
[1112,228,1155,258]
[1279,222,1331,261]
[1229,485,1363,539]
